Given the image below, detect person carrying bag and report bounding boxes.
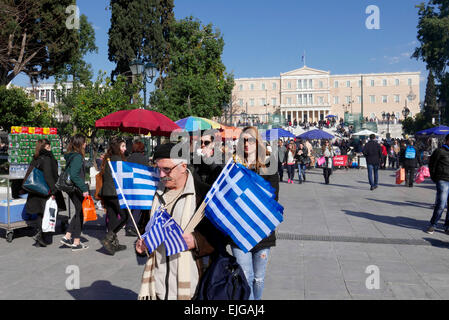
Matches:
[25,139,66,247]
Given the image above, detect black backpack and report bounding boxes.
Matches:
[194,251,251,300]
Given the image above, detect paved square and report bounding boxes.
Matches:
[1,167,448,300]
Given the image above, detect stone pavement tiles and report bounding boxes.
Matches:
[1,168,449,299]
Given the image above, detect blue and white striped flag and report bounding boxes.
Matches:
[109,161,159,210]
[204,161,284,253]
[142,207,188,256]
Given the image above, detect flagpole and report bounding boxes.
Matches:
[107,159,149,257]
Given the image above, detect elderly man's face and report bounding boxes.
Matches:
[156,158,187,190]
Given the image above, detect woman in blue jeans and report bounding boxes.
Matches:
[295,142,309,184]
[234,126,280,300]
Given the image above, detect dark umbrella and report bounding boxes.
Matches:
[95,109,180,136]
[297,129,334,140]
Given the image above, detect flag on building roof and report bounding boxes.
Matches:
[204,160,284,253]
[109,161,159,210]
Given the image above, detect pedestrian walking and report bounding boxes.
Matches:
[296,142,309,184]
[399,140,422,187]
[426,134,449,234]
[380,142,388,169]
[362,134,382,190]
[277,139,286,182]
[322,140,334,184]
[233,126,279,300]
[26,139,66,247]
[60,134,90,251]
[99,137,128,255]
[285,142,296,184]
[135,142,225,300]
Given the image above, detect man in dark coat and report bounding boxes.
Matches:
[362,134,382,190]
[399,140,422,187]
[426,134,449,234]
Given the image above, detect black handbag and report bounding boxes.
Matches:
[22,160,50,197]
[55,156,76,193]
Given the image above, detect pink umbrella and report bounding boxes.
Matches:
[95,109,180,136]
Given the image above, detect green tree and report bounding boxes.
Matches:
[150,17,234,120]
[423,71,438,122]
[108,0,174,85]
[0,0,80,85]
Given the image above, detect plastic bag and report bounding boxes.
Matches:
[82,195,97,222]
[42,198,58,232]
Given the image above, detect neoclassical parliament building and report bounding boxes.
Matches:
[232,66,420,124]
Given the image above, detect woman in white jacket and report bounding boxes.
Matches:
[322,140,334,184]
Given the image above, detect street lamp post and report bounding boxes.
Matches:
[129,59,157,109]
[386,112,391,136]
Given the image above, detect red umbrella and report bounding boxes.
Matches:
[95,109,180,136]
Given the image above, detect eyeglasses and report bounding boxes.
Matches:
[157,162,181,175]
[243,138,257,145]
[201,140,212,146]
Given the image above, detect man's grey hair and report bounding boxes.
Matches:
[171,158,188,166]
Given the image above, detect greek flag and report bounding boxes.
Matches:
[142,207,188,256]
[109,161,159,210]
[204,160,284,253]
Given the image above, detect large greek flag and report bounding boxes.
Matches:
[204,160,284,253]
[142,207,188,256]
[109,161,159,210]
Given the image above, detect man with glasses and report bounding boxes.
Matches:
[136,142,225,300]
[192,131,225,186]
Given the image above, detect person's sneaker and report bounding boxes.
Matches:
[72,243,89,252]
[60,237,74,248]
[370,186,374,191]
[425,226,435,234]
[373,186,378,190]
[101,236,116,255]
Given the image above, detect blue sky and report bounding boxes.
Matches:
[12,0,428,98]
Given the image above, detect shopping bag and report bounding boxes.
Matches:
[415,172,425,184]
[396,168,405,184]
[317,157,325,166]
[42,198,58,232]
[418,166,430,178]
[82,196,97,222]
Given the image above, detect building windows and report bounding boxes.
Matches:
[51,90,55,103]
[272,82,277,90]
[346,96,351,103]
[297,94,303,105]
[334,96,339,104]
[239,84,243,91]
[239,99,243,107]
[297,80,302,89]
[346,81,351,88]
[46,89,50,102]
[370,95,375,103]
[287,82,292,89]
[383,79,387,86]
[395,79,400,86]
[334,81,339,88]
[309,94,313,105]
[261,98,266,106]
[309,79,313,89]
[319,81,323,89]
[370,80,375,87]
[286,97,292,105]
[261,83,265,90]
[382,95,388,103]
[408,78,412,86]
[357,96,361,103]
[394,95,400,103]
[303,80,308,89]
[250,84,254,91]
[250,98,254,106]
[318,96,324,105]
[272,98,277,106]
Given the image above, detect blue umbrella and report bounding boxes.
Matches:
[325,115,337,118]
[297,129,334,140]
[416,125,449,136]
[261,128,295,141]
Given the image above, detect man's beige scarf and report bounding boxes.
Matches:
[137,192,194,300]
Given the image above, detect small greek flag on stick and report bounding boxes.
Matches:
[204,160,284,253]
[109,161,159,210]
[142,207,188,256]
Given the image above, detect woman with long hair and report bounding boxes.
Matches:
[60,134,89,251]
[25,139,66,247]
[234,126,280,300]
[284,142,297,184]
[99,136,128,255]
[321,140,334,184]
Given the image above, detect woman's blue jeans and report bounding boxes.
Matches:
[430,180,449,227]
[231,247,271,300]
[298,164,306,181]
